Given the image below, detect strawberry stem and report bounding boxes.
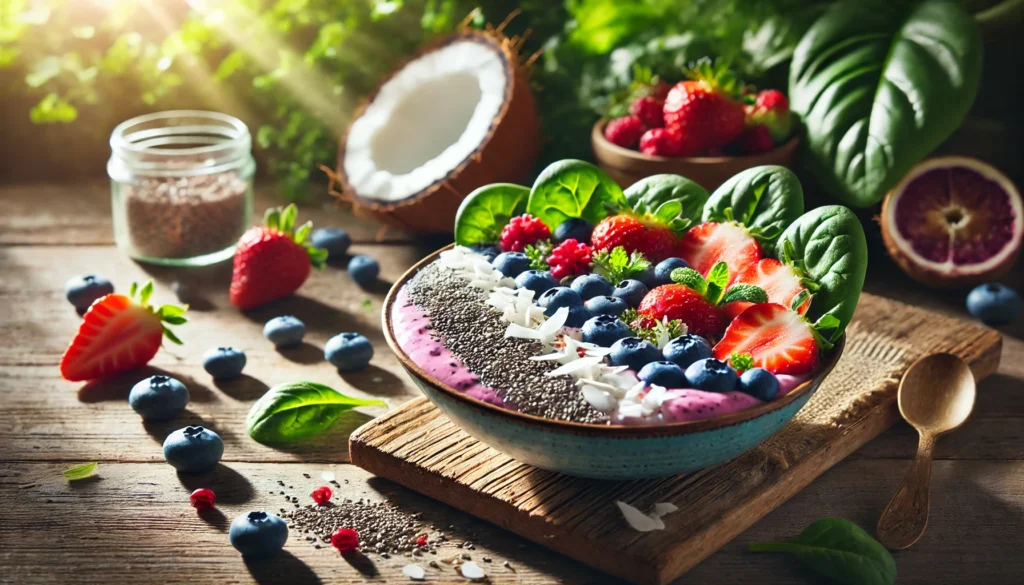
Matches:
[260,204,329,270]
[128,280,188,346]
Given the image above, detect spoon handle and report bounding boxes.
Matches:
[877,432,936,550]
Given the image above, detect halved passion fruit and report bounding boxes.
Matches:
[333,27,539,234]
[881,157,1022,288]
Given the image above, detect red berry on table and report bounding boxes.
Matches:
[637,284,725,338]
[499,214,551,252]
[230,204,328,311]
[331,527,360,553]
[629,96,665,129]
[737,125,775,155]
[639,128,683,157]
[591,214,679,263]
[189,488,216,510]
[746,89,793,143]
[311,486,332,506]
[713,303,818,375]
[603,115,646,149]
[415,534,428,547]
[725,258,810,318]
[547,238,593,280]
[678,222,762,279]
[59,281,187,382]
[663,59,746,155]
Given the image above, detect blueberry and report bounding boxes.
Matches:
[65,274,114,312]
[553,218,593,244]
[325,332,374,371]
[229,511,289,558]
[639,361,687,388]
[263,316,306,348]
[537,287,583,316]
[654,258,690,286]
[571,274,614,300]
[565,306,593,328]
[128,375,189,421]
[163,426,224,473]
[202,347,247,380]
[515,270,559,295]
[966,283,1022,325]
[662,334,712,369]
[585,295,628,317]
[738,368,780,401]
[310,227,351,258]
[608,337,662,371]
[634,264,657,288]
[581,314,632,347]
[348,255,380,289]
[468,243,500,262]
[612,279,649,308]
[492,252,531,278]
[684,358,739,393]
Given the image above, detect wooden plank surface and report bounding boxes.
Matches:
[1,180,1023,585]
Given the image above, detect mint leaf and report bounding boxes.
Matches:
[704,262,730,304]
[63,462,98,481]
[593,247,650,283]
[524,241,553,271]
[729,353,754,371]
[721,284,768,304]
[670,268,706,293]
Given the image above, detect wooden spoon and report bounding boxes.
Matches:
[877,353,976,550]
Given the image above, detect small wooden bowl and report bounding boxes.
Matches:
[591,120,800,191]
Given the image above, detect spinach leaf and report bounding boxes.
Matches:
[63,462,98,481]
[527,159,626,229]
[702,165,803,253]
[453,184,530,246]
[247,382,385,444]
[777,206,867,337]
[750,518,896,585]
[625,174,709,230]
[788,0,981,207]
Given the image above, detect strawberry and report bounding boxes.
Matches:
[713,303,818,376]
[678,222,762,280]
[639,128,684,157]
[230,204,328,311]
[603,116,646,149]
[60,281,187,382]
[737,125,775,155]
[638,261,769,339]
[746,89,793,143]
[629,96,665,129]
[663,59,746,156]
[725,258,811,319]
[591,214,679,263]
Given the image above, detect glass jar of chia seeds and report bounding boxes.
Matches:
[108,110,255,266]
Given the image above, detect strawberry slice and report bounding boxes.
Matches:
[724,258,810,318]
[60,281,187,382]
[712,303,818,376]
[678,222,761,279]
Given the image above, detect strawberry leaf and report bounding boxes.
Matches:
[670,267,706,294]
[160,305,187,319]
[721,284,768,304]
[129,282,138,298]
[139,281,154,305]
[294,221,312,245]
[654,200,683,224]
[162,315,188,325]
[810,314,842,350]
[264,207,281,231]
[279,204,298,233]
[729,352,755,371]
[705,262,730,304]
[308,247,329,270]
[162,326,183,345]
[790,289,812,313]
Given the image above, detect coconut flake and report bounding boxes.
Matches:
[581,384,617,412]
[320,471,335,482]
[460,561,486,580]
[402,564,426,581]
[652,502,679,518]
[616,501,666,532]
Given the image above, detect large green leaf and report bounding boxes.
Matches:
[702,165,804,253]
[788,1,981,207]
[526,159,626,229]
[453,184,530,246]
[625,174,709,229]
[247,382,385,444]
[777,206,867,336]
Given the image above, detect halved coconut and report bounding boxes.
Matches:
[334,29,539,233]
[881,156,1023,288]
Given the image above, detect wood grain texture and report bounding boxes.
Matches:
[349,293,1002,585]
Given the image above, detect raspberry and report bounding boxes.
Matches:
[603,116,646,149]
[415,534,428,547]
[639,128,683,157]
[629,96,664,129]
[331,527,359,553]
[547,238,592,280]
[737,125,775,155]
[499,214,551,252]
[311,486,332,506]
[189,488,216,510]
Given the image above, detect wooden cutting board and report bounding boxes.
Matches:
[349,292,1001,585]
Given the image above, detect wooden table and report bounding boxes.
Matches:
[2,182,1022,584]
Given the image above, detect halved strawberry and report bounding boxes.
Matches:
[712,303,818,376]
[678,221,762,278]
[591,214,679,262]
[60,281,187,382]
[724,258,811,318]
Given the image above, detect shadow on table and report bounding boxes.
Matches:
[77,366,218,403]
[256,410,374,456]
[215,373,270,401]
[176,462,254,505]
[276,342,323,365]
[338,364,406,397]
[143,409,238,444]
[246,551,321,585]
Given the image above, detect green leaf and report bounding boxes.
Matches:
[790,289,812,313]
[308,247,329,270]
[789,0,981,207]
[29,93,77,124]
[670,268,705,294]
[592,247,650,283]
[527,160,625,229]
[814,314,842,341]
[160,305,187,319]
[653,200,682,224]
[704,262,730,304]
[524,242,553,271]
[729,353,755,371]
[162,326,183,345]
[702,166,804,254]
[162,315,187,325]
[247,382,386,444]
[139,281,154,305]
[453,184,530,246]
[721,284,768,305]
[750,518,896,585]
[294,221,312,245]
[63,462,98,481]
[264,207,281,231]
[129,282,138,298]
[279,204,298,233]
[624,174,709,229]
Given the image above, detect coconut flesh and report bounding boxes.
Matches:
[342,39,508,203]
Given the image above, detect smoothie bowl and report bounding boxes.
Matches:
[383,160,867,480]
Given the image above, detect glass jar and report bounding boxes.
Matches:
[108,110,255,266]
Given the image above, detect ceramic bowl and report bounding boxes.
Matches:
[591,120,800,192]
[382,247,844,480]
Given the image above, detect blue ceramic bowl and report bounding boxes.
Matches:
[383,247,844,480]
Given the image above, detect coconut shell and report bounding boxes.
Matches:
[333,29,540,234]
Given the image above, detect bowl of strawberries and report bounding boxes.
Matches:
[592,59,799,192]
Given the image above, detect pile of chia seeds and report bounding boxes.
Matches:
[406,262,607,424]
